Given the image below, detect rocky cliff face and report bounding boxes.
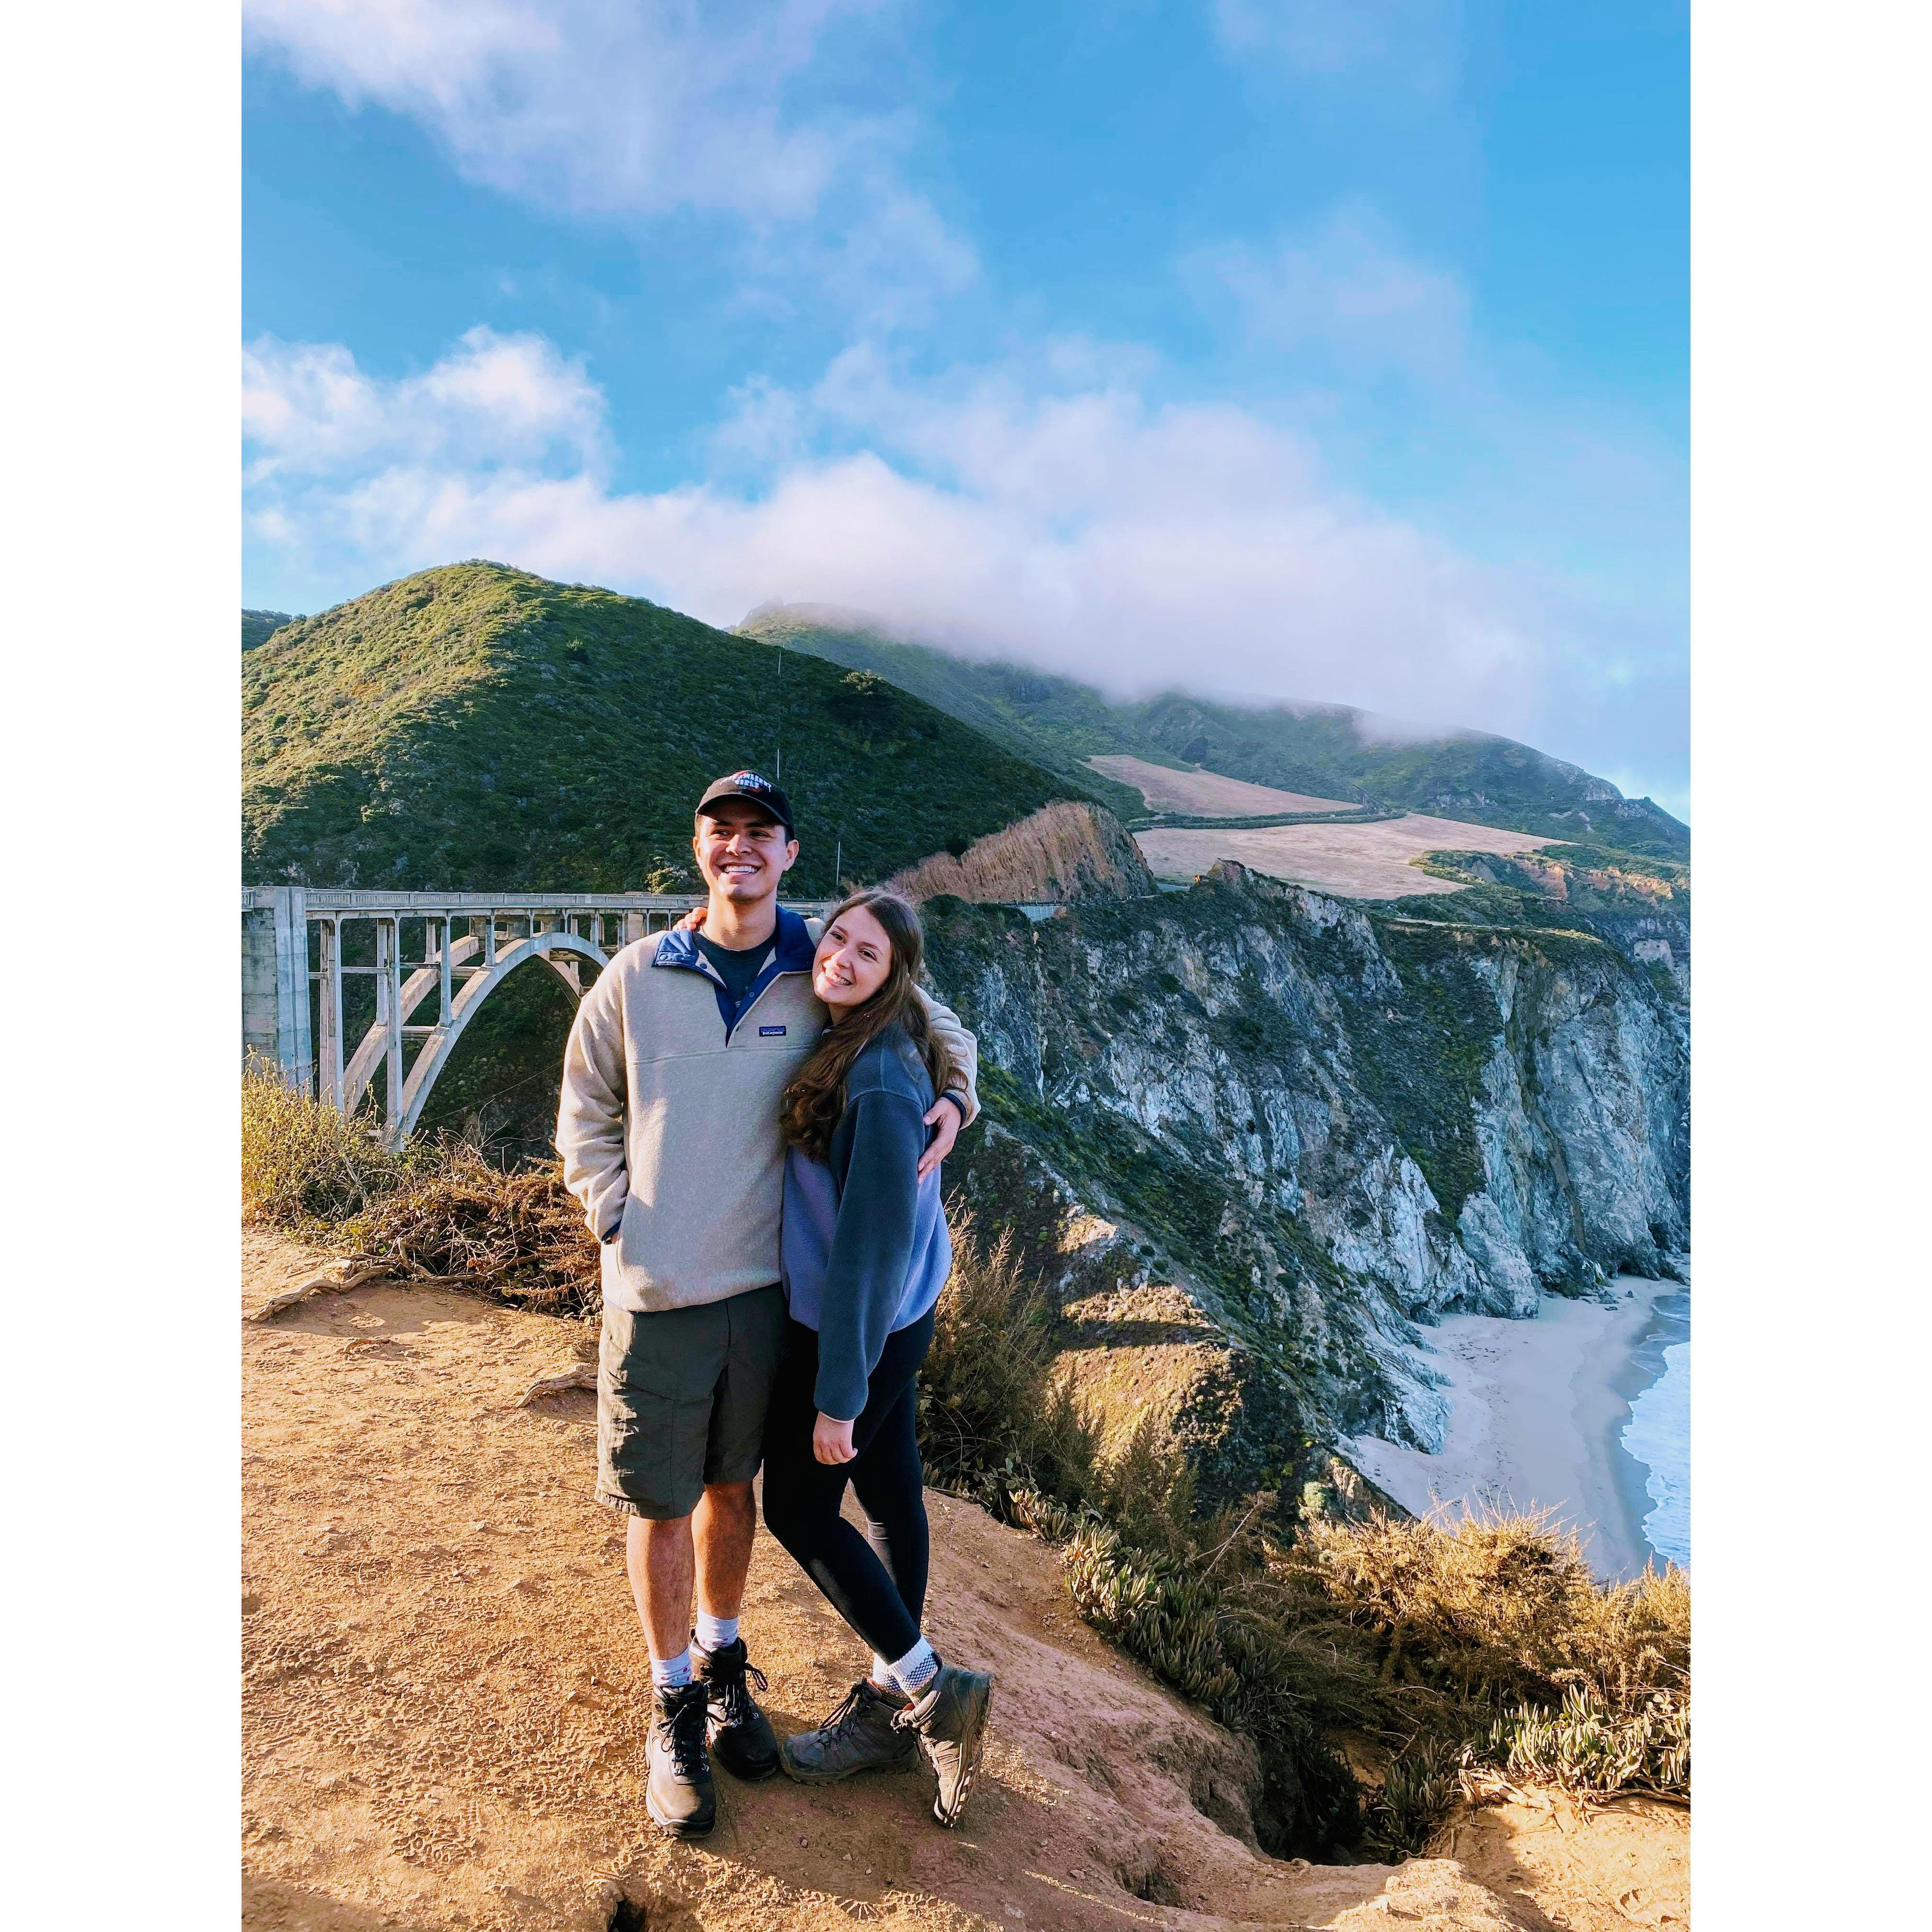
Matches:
[889,799,1156,904]
[925,862,1689,1500]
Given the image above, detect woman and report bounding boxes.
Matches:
[758,889,994,1828]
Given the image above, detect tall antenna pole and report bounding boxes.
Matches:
[834,835,842,892]
[774,645,783,783]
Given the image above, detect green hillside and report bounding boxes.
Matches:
[740,605,1689,858]
[242,564,1077,894]
[242,609,296,650]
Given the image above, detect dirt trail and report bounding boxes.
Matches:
[1084,758,1357,818]
[242,1230,1685,1932]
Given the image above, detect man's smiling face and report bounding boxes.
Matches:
[692,798,798,904]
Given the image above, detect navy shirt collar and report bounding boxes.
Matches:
[654,905,816,1035]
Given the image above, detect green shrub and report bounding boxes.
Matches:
[1063,1525,1242,1711]
[1491,1684,1690,1797]
[1363,1736,1472,1860]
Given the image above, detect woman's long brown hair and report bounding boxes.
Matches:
[781,889,957,1162]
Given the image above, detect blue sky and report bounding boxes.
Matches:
[242,0,1688,815]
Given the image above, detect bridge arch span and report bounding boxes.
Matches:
[391,930,607,1141]
[242,889,838,1149]
[337,928,602,1123]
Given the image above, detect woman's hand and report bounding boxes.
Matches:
[813,1413,857,1464]
[674,905,707,933]
[917,1098,961,1179]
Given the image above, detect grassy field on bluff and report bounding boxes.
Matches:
[743,604,1690,856]
[242,563,1077,895]
[243,1063,1689,1863]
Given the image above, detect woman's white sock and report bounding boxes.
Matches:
[886,1637,940,1696]
[870,1652,896,1690]
[650,1648,694,1690]
[694,1611,739,1654]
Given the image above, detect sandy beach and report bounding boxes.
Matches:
[1343,1275,1679,1581]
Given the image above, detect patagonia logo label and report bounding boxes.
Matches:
[759,1024,787,1037]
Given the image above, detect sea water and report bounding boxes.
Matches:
[1620,1289,1690,1570]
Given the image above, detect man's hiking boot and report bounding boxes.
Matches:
[895,1664,993,1827]
[645,1681,716,1837]
[780,1679,919,1784]
[695,1637,780,1781]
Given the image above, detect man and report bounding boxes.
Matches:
[555,770,978,1839]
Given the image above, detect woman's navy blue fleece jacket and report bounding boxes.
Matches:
[780,1023,953,1420]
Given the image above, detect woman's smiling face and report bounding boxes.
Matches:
[812,903,893,1013]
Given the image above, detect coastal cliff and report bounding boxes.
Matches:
[887,798,1157,904]
[925,862,1690,1499]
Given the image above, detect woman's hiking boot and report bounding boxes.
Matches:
[695,1638,780,1781]
[645,1681,716,1837]
[780,1679,920,1784]
[894,1664,993,1827]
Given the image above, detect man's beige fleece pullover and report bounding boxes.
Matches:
[556,906,978,1315]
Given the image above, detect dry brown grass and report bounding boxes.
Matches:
[242,1062,600,1320]
[918,1214,1102,1505]
[1280,1509,1690,1715]
[242,1055,427,1227]
[339,1150,603,1319]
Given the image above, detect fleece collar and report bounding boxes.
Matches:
[654,904,817,1037]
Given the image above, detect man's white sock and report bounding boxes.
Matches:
[886,1637,939,1696]
[694,1612,739,1654]
[650,1648,694,1690]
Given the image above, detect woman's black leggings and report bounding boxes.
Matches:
[759,1310,934,1664]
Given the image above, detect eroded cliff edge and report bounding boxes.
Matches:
[924,861,1689,1503]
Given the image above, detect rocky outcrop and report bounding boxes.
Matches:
[926,862,1690,1495]
[890,799,1157,904]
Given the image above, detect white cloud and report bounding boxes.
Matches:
[1184,198,1470,380]
[242,0,973,322]
[1210,0,1464,93]
[244,326,1687,799]
[243,327,609,482]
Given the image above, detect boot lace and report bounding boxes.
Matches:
[705,1649,770,1731]
[817,1682,871,1743]
[664,1684,710,1779]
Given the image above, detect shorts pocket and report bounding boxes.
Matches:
[600,1300,724,1403]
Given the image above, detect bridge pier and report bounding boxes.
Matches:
[317,916,344,1108]
[242,886,312,1088]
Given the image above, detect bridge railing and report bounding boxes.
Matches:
[242,886,838,1141]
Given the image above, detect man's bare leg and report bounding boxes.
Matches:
[694,1480,755,1621]
[625,1481,757,1654]
[628,1514,696,1659]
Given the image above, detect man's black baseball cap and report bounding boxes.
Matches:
[696,769,795,834]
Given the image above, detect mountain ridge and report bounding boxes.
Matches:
[242,563,1094,894]
[738,603,1689,857]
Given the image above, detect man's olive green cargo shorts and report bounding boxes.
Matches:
[595,1283,789,1521]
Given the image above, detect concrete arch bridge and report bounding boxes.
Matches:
[242,886,834,1145]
